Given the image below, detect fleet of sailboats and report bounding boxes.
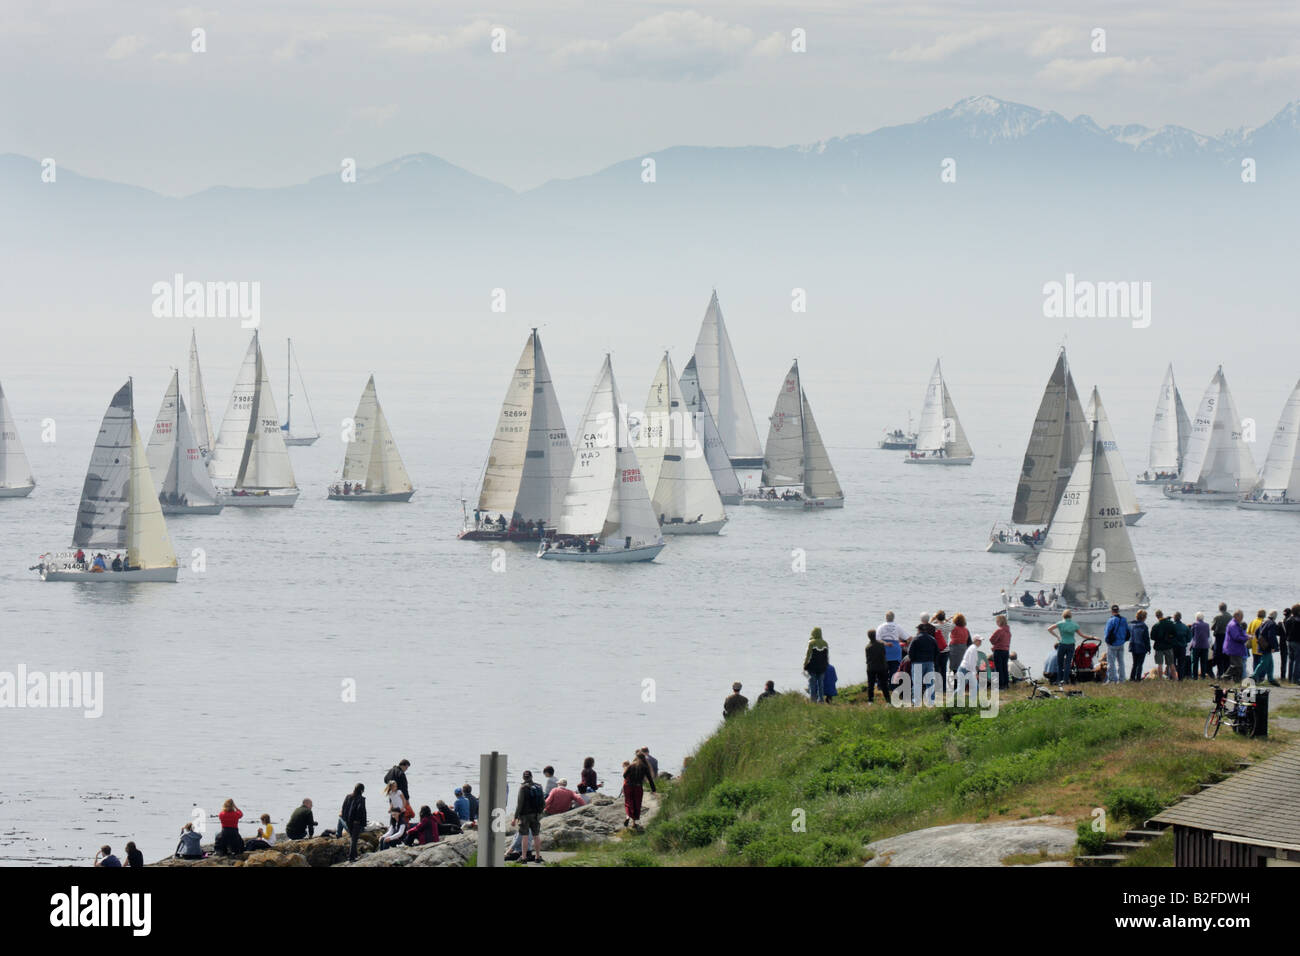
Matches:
[692,291,763,468]
[328,375,414,501]
[146,370,223,514]
[37,380,179,582]
[743,360,844,509]
[539,355,665,562]
[460,329,572,541]
[1239,379,1300,511]
[0,380,36,498]
[1137,364,1190,484]
[635,353,728,534]
[1163,366,1255,502]
[903,360,974,465]
[208,331,301,507]
[280,338,320,446]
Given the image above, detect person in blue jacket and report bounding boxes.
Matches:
[822,663,838,702]
[1128,609,1151,681]
[1103,606,1130,683]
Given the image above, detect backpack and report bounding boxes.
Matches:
[522,782,544,815]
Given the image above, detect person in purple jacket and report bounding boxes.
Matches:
[1223,610,1249,683]
[1189,612,1212,679]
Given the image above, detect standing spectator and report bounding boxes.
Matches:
[989,615,1013,690]
[755,680,779,704]
[1246,610,1267,673]
[1047,611,1092,686]
[1280,607,1295,683]
[803,627,830,702]
[1252,611,1281,686]
[865,630,890,703]
[384,760,411,801]
[511,770,546,863]
[214,799,244,857]
[1223,611,1249,683]
[932,610,953,688]
[94,845,121,867]
[947,614,971,688]
[641,747,659,776]
[1129,610,1150,681]
[723,682,748,719]
[1287,605,1300,685]
[343,783,367,863]
[908,614,939,705]
[1172,612,1192,680]
[383,780,405,830]
[1150,610,1177,680]
[125,842,144,868]
[823,663,839,702]
[1189,613,1212,679]
[286,799,317,840]
[1210,603,1231,677]
[1103,605,1130,684]
[622,753,656,829]
[877,611,907,680]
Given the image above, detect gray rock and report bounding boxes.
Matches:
[863,819,1075,867]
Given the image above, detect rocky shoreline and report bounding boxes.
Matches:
[150,793,657,868]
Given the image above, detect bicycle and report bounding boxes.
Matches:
[1204,683,1257,738]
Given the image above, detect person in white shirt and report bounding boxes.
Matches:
[543,766,559,795]
[957,635,984,699]
[876,611,908,680]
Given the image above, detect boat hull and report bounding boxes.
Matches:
[719,493,742,506]
[328,490,415,502]
[1237,499,1300,511]
[1136,476,1177,485]
[0,484,35,498]
[220,489,300,508]
[1001,604,1144,626]
[1161,486,1238,502]
[986,539,1037,555]
[879,441,916,451]
[283,436,318,447]
[728,456,763,469]
[162,502,223,515]
[458,528,553,542]
[903,456,974,466]
[661,517,727,535]
[742,495,844,510]
[538,543,664,563]
[42,566,178,583]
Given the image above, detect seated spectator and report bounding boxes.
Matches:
[404,805,440,846]
[543,779,587,815]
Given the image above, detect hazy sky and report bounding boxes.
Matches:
[4,1,1299,194]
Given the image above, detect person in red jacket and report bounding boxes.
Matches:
[215,798,244,856]
[989,615,1012,690]
[544,779,587,815]
[404,805,440,846]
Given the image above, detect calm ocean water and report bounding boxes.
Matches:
[2,353,1296,865]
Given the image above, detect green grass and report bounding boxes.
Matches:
[570,682,1278,867]
[1118,830,1175,867]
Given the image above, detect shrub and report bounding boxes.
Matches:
[809,836,860,866]
[711,781,773,810]
[725,821,764,852]
[1076,819,1108,855]
[1106,786,1163,824]
[649,808,735,851]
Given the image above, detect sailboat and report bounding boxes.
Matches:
[635,353,728,534]
[986,349,1087,555]
[36,380,179,582]
[1137,364,1190,484]
[692,291,763,468]
[742,360,844,509]
[460,329,573,541]
[679,355,742,505]
[189,330,216,459]
[903,360,974,465]
[208,331,300,507]
[280,338,319,446]
[539,354,665,562]
[1239,379,1300,511]
[328,375,414,502]
[146,371,223,514]
[999,411,1149,625]
[1084,387,1144,525]
[0,380,36,498]
[1163,366,1254,502]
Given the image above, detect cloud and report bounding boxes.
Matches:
[106,35,147,60]
[273,31,328,61]
[1191,54,1300,89]
[382,19,494,55]
[1027,26,1074,58]
[152,51,192,64]
[351,104,399,127]
[887,26,995,64]
[553,11,774,80]
[1035,56,1157,90]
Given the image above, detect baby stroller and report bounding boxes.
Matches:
[1071,638,1102,682]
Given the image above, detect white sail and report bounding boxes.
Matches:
[1013,350,1088,526]
[1030,421,1145,608]
[679,356,742,502]
[800,384,843,500]
[364,379,413,494]
[638,353,726,526]
[1180,367,1255,494]
[1252,379,1300,499]
[189,330,214,456]
[476,330,573,525]
[1147,364,1182,475]
[914,362,947,453]
[692,291,762,463]
[0,380,35,491]
[761,362,805,487]
[147,372,181,490]
[341,377,379,483]
[171,390,220,506]
[237,336,297,490]
[1175,387,1191,464]
[126,420,177,570]
[282,338,319,440]
[209,336,260,485]
[73,381,134,548]
[1086,387,1141,518]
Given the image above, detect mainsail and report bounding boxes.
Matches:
[679,356,743,502]
[761,361,843,500]
[1029,419,1146,609]
[342,375,414,495]
[147,370,220,506]
[915,360,974,458]
[73,381,134,548]
[1251,379,1300,499]
[1012,350,1087,526]
[189,330,215,456]
[0,380,35,491]
[1180,367,1255,494]
[476,330,573,525]
[1147,364,1191,475]
[638,353,726,526]
[281,338,319,441]
[692,291,762,464]
[209,332,297,491]
[1085,387,1141,519]
[126,420,177,570]
[558,355,663,548]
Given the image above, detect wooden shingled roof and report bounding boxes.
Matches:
[1151,744,1300,846]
